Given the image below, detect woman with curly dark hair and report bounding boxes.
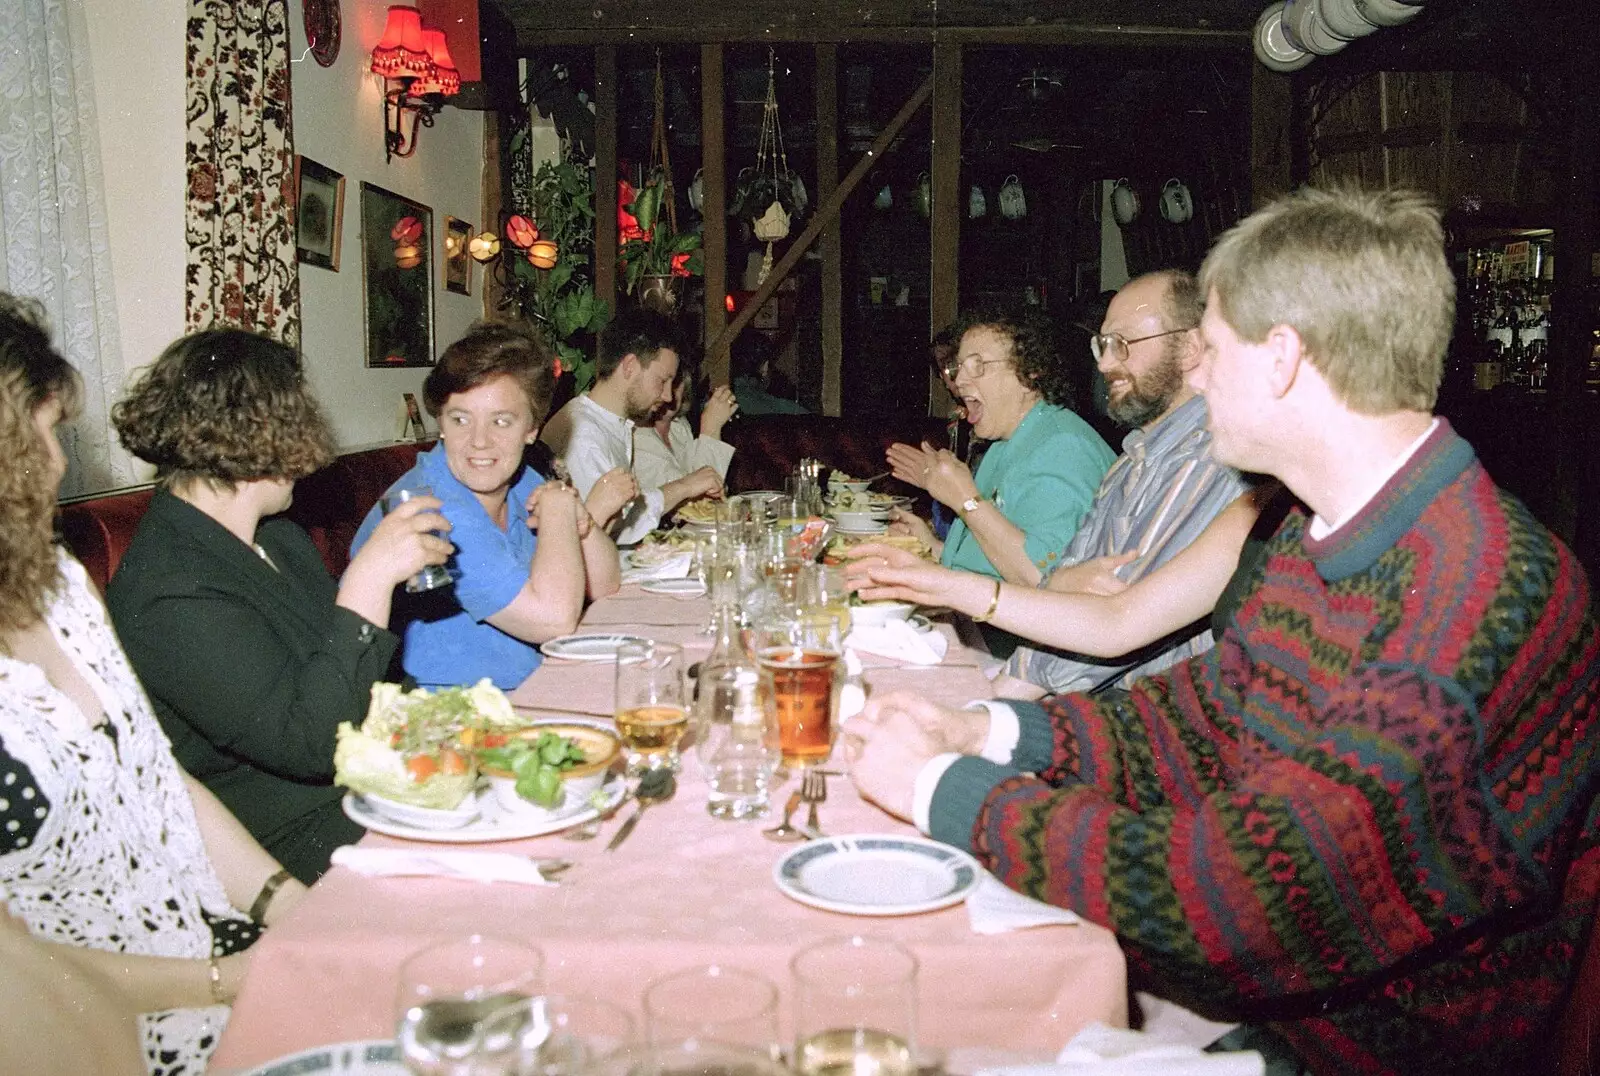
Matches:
[0,298,311,1075]
[106,328,450,883]
[885,307,1114,586]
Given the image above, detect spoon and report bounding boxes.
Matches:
[762,788,807,843]
[605,769,675,851]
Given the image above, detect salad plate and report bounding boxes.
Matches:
[773,834,980,916]
[345,776,626,843]
[541,633,651,662]
[362,792,481,830]
[238,1039,404,1075]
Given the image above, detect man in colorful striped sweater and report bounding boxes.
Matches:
[848,186,1600,1074]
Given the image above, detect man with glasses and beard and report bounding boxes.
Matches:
[999,269,1252,699]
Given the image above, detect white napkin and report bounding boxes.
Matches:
[974,1022,1262,1076]
[965,873,1080,934]
[621,550,693,585]
[330,846,556,887]
[844,620,948,665]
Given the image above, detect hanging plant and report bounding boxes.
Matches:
[732,49,808,286]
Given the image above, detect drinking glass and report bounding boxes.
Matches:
[381,484,452,593]
[614,640,689,774]
[800,563,852,639]
[591,1039,790,1076]
[523,994,637,1076]
[791,936,919,1076]
[694,662,779,820]
[642,964,781,1055]
[394,934,546,1076]
[753,608,843,770]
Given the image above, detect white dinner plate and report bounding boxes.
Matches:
[362,792,481,830]
[642,578,706,597]
[344,777,625,844]
[541,633,651,661]
[238,1039,404,1076]
[773,834,981,916]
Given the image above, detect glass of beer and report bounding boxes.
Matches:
[753,608,842,770]
[614,640,689,774]
[791,936,918,1076]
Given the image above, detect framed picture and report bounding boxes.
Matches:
[360,182,435,368]
[294,156,345,271]
[443,217,473,295]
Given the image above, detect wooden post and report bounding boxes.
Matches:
[701,44,728,383]
[816,44,842,416]
[706,73,934,365]
[594,46,619,312]
[929,42,961,417]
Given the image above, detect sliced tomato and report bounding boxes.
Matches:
[438,748,469,776]
[480,732,509,749]
[405,754,440,782]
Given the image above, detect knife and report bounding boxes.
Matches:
[605,769,675,852]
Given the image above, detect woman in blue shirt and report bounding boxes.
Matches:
[353,323,623,689]
[887,309,1114,586]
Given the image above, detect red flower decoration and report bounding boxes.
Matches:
[552,356,564,377]
[505,215,538,249]
[670,252,692,278]
[617,179,640,234]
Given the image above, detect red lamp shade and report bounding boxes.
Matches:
[412,28,461,96]
[371,5,432,80]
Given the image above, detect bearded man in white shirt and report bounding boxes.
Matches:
[541,309,724,544]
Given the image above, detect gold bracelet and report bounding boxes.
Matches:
[207,956,226,1005]
[973,578,1003,623]
[249,868,293,925]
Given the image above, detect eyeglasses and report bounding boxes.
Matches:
[941,355,1011,383]
[1090,327,1193,366]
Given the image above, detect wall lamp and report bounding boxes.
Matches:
[370,5,459,162]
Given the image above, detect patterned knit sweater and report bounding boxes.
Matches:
[929,421,1600,1074]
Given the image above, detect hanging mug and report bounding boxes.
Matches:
[998,175,1027,220]
[1159,179,1193,224]
[873,184,893,211]
[968,184,987,219]
[914,172,932,218]
[688,169,705,213]
[1110,179,1141,226]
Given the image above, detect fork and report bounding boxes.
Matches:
[801,768,827,837]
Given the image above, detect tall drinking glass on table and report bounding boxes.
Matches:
[792,936,919,1076]
[614,640,689,773]
[394,934,546,1076]
[753,607,842,770]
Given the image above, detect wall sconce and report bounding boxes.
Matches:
[370,5,459,162]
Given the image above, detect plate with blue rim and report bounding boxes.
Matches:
[772,834,981,916]
[540,633,650,662]
[237,1039,404,1075]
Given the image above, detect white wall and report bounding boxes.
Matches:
[289,0,485,447]
[77,0,485,454]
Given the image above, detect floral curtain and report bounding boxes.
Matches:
[0,0,137,497]
[185,0,300,346]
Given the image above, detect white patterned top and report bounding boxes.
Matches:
[0,550,248,1075]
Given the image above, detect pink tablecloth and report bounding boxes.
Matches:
[209,588,1126,1072]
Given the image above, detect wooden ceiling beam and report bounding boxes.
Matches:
[499,23,1247,50]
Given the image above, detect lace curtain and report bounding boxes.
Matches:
[185,0,300,346]
[0,0,136,497]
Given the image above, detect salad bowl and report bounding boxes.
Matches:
[480,722,622,816]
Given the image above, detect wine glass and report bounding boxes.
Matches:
[791,936,918,1076]
[394,934,546,1076]
[614,640,689,774]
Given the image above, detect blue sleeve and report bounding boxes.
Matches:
[448,471,543,622]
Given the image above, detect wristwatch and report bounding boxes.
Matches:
[960,496,984,515]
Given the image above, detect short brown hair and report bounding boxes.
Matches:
[112,328,334,488]
[596,308,680,382]
[1199,186,1454,413]
[0,293,82,633]
[423,321,556,422]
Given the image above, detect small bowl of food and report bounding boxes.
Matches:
[833,509,886,533]
[479,722,621,816]
[362,791,481,830]
[850,600,916,629]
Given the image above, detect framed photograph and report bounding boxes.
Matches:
[360,182,435,368]
[443,217,473,295]
[397,392,428,441]
[294,156,345,271]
